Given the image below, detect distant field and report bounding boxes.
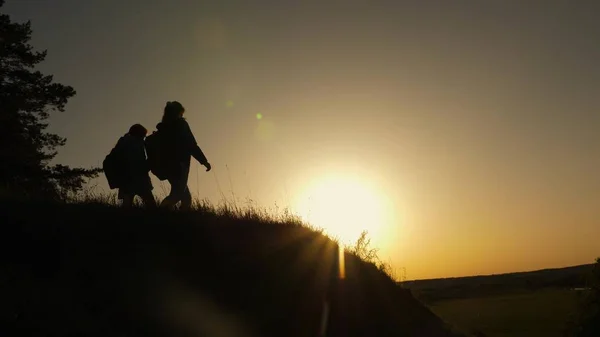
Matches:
[429,288,583,337]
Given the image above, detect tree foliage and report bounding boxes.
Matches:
[0,1,100,198]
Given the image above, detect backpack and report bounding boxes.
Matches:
[145,130,170,181]
[103,141,126,189]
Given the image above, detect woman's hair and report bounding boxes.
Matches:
[162,101,185,123]
[128,124,148,138]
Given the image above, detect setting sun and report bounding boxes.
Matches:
[293,174,389,246]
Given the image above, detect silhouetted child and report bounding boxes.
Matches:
[116,124,156,208]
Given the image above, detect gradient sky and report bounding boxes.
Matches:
[5,0,599,280]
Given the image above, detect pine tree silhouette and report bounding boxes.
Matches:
[0,0,100,198]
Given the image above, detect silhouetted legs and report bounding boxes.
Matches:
[140,191,157,208]
[121,191,156,209]
[178,186,192,210]
[121,194,134,209]
[160,177,192,211]
[161,185,192,210]
[159,162,194,211]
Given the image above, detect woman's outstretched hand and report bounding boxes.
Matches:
[204,162,212,172]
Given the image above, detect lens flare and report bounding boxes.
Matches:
[338,244,346,279]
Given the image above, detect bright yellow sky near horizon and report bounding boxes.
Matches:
[6,1,599,280]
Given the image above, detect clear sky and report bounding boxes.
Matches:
[5,0,599,280]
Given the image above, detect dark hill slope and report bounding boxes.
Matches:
[0,200,462,337]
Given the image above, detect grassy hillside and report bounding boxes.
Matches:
[430,289,582,337]
[401,263,595,336]
[0,199,463,337]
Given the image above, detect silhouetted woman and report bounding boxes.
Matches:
[157,101,211,210]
